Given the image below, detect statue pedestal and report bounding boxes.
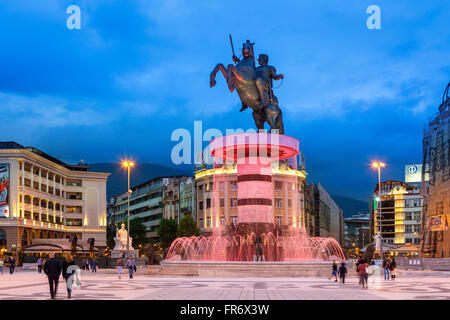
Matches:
[111,249,139,259]
[112,236,138,258]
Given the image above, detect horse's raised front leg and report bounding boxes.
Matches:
[210,63,228,88]
[227,64,247,92]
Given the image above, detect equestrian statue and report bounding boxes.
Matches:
[210,35,285,134]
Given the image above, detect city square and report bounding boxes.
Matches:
[1,269,450,300]
[0,0,450,312]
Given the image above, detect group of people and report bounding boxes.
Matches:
[41,252,80,299]
[329,260,348,284]
[0,256,15,275]
[329,255,399,289]
[81,258,98,272]
[116,255,137,279]
[382,256,397,280]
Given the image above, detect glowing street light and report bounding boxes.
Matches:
[121,160,135,258]
[371,161,386,259]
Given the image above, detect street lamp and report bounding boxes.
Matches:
[122,160,135,259]
[371,161,386,259]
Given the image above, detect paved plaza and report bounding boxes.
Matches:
[1,269,450,300]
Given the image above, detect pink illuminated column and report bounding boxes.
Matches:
[237,155,273,224]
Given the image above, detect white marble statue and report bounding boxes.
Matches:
[114,223,133,250]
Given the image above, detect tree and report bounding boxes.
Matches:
[120,217,148,247]
[106,224,116,249]
[157,218,178,249]
[177,215,200,238]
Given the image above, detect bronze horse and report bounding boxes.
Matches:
[209,40,284,134]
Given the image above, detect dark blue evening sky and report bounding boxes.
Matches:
[1,0,449,201]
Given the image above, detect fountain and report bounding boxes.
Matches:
[153,38,346,277]
[156,133,345,277]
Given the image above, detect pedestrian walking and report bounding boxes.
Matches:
[0,258,4,275]
[382,257,390,280]
[91,258,98,272]
[37,257,43,273]
[358,259,369,289]
[329,260,338,282]
[62,254,76,299]
[43,252,61,299]
[116,257,124,279]
[355,255,363,285]
[9,256,15,274]
[125,255,136,279]
[390,257,397,280]
[84,258,90,271]
[338,262,347,284]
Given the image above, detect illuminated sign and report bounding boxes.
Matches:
[0,164,9,218]
[405,164,422,183]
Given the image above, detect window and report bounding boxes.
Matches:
[206,217,211,227]
[405,212,413,220]
[67,179,82,187]
[206,198,211,208]
[219,182,224,191]
[405,225,413,233]
[275,198,283,208]
[414,225,421,233]
[220,198,225,208]
[405,238,412,243]
[220,217,225,226]
[275,216,282,225]
[288,199,292,208]
[230,181,238,190]
[230,198,237,207]
[275,181,283,191]
[199,201,204,211]
[230,216,238,225]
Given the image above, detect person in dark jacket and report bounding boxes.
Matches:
[43,252,61,299]
[9,256,15,274]
[338,262,347,284]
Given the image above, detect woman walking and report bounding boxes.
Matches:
[116,257,124,279]
[382,257,390,280]
[62,254,76,299]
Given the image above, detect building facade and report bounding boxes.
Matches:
[421,82,450,257]
[0,142,109,258]
[194,161,308,234]
[162,176,195,223]
[344,213,370,252]
[306,183,345,245]
[110,176,194,240]
[373,180,423,246]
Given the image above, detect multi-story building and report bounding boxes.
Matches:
[0,142,109,257]
[194,160,307,235]
[306,183,345,245]
[344,213,370,250]
[421,82,450,257]
[162,176,195,223]
[111,176,193,240]
[372,180,423,246]
[112,177,164,239]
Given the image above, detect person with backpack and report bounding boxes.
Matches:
[338,262,347,284]
[358,258,369,289]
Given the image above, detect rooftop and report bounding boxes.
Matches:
[0,141,90,172]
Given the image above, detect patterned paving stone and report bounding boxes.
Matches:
[0,269,449,300]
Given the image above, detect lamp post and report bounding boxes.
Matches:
[372,161,386,259]
[122,161,134,259]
